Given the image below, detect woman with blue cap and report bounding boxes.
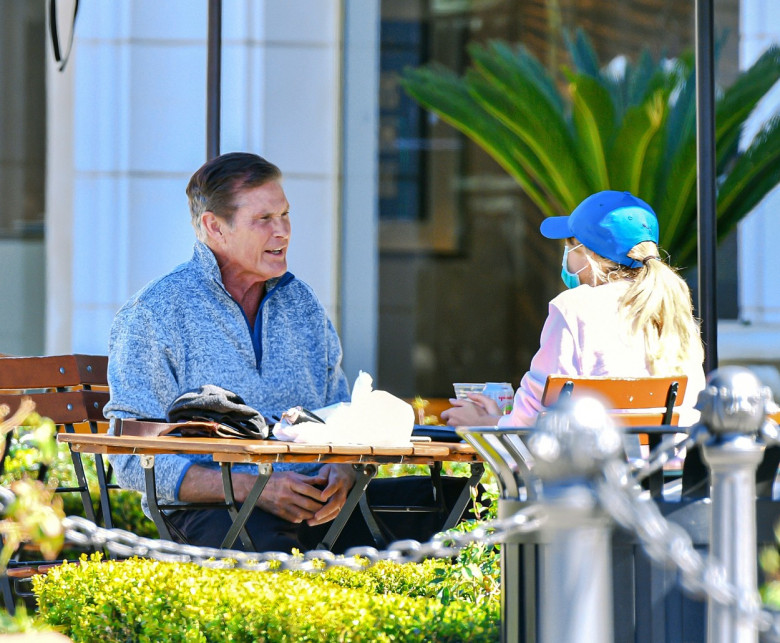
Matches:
[442,190,706,428]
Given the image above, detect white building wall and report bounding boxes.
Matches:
[45,0,348,360]
[719,0,780,367]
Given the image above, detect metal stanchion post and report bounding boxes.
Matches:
[531,398,621,643]
[538,482,613,643]
[698,367,773,643]
[461,397,623,643]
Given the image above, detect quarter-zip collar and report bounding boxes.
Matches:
[191,241,295,367]
[250,271,295,366]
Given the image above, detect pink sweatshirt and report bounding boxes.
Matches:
[497,280,706,428]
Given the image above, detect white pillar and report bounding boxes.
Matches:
[735,0,780,326]
[45,1,350,359]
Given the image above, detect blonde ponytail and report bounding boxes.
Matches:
[619,241,702,374]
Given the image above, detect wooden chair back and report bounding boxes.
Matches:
[541,374,689,498]
[0,354,113,528]
[541,374,688,426]
[0,354,109,430]
[0,355,116,610]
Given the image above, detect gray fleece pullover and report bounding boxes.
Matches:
[104,241,351,514]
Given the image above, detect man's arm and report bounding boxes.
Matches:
[324,317,351,404]
[105,303,191,502]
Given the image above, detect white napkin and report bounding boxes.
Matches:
[273,371,414,446]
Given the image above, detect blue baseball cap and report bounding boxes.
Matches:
[539,191,659,268]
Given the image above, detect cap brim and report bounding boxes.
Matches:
[539,215,572,239]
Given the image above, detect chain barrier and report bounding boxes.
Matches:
[5,460,780,639]
[598,458,780,640]
[58,504,547,573]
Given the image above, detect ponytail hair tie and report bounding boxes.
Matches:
[642,256,661,266]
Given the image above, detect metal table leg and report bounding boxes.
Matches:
[441,462,485,531]
[0,574,15,615]
[220,463,272,550]
[220,463,260,550]
[62,435,98,525]
[93,453,114,530]
[359,492,388,549]
[141,455,173,541]
[315,463,377,551]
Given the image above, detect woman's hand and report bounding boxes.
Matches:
[440,392,501,427]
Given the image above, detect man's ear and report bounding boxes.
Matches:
[201,211,224,244]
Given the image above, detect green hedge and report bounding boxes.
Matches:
[34,554,499,642]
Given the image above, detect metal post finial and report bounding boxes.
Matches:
[529,396,624,481]
[695,366,774,435]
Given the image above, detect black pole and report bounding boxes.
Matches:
[695,0,718,373]
[206,0,222,160]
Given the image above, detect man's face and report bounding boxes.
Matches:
[217,180,291,282]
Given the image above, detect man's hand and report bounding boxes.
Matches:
[440,392,501,427]
[253,471,329,523]
[304,464,356,527]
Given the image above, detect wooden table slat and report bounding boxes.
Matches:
[58,433,478,462]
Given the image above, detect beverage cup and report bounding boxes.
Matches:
[452,383,486,400]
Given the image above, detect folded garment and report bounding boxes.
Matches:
[166,384,268,439]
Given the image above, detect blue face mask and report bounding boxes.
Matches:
[561,244,585,289]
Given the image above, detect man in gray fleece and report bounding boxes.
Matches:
[104,152,355,552]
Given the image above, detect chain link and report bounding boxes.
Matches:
[0,487,15,514]
[631,424,711,483]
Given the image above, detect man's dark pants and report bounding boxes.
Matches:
[167,476,478,553]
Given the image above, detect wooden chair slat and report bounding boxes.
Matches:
[541,375,688,409]
[0,390,109,424]
[0,354,117,567]
[0,355,108,389]
[611,412,681,427]
[5,566,38,578]
[537,374,691,500]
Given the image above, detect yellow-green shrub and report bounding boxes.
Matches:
[34,554,499,642]
[3,428,158,539]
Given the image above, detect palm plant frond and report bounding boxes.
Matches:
[714,46,780,171]
[400,30,780,270]
[663,63,696,167]
[466,68,589,207]
[400,65,560,217]
[565,71,615,191]
[564,29,600,80]
[716,115,780,231]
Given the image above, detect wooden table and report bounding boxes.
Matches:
[58,431,482,551]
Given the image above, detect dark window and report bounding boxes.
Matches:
[0,1,47,239]
[377,0,739,398]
